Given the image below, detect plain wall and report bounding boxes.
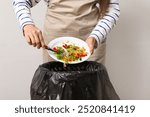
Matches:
[0,0,150,99]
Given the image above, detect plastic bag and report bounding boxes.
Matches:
[30,61,119,100]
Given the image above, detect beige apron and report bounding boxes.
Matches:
[43,0,106,64]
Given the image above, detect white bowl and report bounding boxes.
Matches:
[47,37,91,64]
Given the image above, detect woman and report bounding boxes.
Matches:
[13,0,120,64]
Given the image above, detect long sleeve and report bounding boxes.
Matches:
[89,0,120,47]
[12,0,42,29]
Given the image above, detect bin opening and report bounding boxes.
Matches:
[40,61,104,72]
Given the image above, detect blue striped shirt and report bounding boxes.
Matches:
[12,0,120,46]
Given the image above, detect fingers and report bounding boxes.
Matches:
[88,44,94,54]
[38,31,46,49]
[33,30,41,49]
[86,37,96,55]
[25,32,36,47]
[30,33,36,47]
[23,25,46,49]
[88,44,94,55]
[86,41,94,54]
[25,35,32,45]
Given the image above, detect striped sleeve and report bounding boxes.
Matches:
[89,0,120,47]
[12,0,42,30]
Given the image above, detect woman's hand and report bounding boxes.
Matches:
[86,37,96,54]
[23,24,46,49]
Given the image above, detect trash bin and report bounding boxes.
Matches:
[30,61,119,100]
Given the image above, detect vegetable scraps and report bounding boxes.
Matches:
[53,43,88,63]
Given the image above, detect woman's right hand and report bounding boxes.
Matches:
[23,24,46,49]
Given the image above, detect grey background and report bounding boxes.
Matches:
[0,0,150,99]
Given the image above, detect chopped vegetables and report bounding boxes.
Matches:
[53,43,88,63]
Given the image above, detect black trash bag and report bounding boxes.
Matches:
[30,61,119,100]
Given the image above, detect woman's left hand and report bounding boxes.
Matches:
[86,37,96,54]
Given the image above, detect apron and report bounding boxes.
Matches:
[43,0,106,64]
